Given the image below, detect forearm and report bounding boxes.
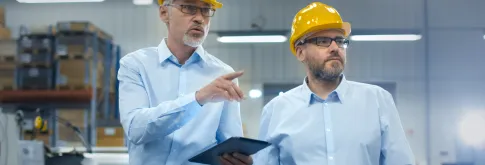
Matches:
[121,92,202,145]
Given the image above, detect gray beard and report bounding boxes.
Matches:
[307,60,343,82]
[183,32,206,48]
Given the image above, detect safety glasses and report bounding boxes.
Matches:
[166,4,216,17]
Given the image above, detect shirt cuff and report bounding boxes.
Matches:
[177,92,202,108]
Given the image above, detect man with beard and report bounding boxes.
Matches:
[254,2,415,165]
[117,0,253,164]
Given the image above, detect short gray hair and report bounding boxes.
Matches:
[162,0,173,6]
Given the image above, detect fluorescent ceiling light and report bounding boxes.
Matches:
[249,89,262,98]
[133,0,153,5]
[17,0,103,3]
[217,35,287,43]
[350,34,422,41]
[483,35,485,40]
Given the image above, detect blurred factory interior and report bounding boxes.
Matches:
[0,0,485,165]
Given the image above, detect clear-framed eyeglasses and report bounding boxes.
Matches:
[166,4,216,17]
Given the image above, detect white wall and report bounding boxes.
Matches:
[427,0,485,164]
[3,0,485,164]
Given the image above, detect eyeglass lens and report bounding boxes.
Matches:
[306,37,350,48]
[179,4,215,17]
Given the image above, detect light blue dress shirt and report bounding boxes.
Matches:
[255,76,415,165]
[117,39,243,165]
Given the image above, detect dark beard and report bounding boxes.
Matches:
[306,57,344,82]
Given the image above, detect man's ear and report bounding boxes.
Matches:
[295,46,305,62]
[160,5,169,24]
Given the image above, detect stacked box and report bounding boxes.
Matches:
[18,34,55,66]
[17,66,55,90]
[56,21,112,41]
[17,33,56,90]
[96,127,125,147]
[0,7,9,40]
[56,58,104,90]
[55,35,106,60]
[0,7,4,27]
[0,39,16,55]
[0,62,15,90]
[0,27,10,40]
[0,40,15,90]
[54,22,109,91]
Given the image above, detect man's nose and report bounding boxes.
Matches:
[327,41,339,52]
[193,11,204,24]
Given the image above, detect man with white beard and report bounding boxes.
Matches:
[117,0,253,164]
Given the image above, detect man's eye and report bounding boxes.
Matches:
[318,39,332,44]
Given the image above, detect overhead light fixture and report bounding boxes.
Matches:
[350,34,422,41]
[17,0,104,3]
[217,35,287,43]
[133,0,153,5]
[249,89,262,99]
[215,30,288,43]
[458,111,485,147]
[483,35,485,40]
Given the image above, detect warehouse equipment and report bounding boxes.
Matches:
[0,21,121,149]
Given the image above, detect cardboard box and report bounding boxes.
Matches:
[0,62,16,90]
[96,127,125,147]
[0,27,10,40]
[57,59,104,89]
[0,39,17,56]
[57,21,112,41]
[0,7,4,27]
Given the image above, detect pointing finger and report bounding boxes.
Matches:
[222,71,244,80]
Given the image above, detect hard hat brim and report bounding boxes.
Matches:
[202,0,223,9]
[290,22,351,55]
[159,0,222,9]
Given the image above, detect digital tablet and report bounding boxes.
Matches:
[188,137,271,165]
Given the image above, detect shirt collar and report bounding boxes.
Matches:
[300,74,349,105]
[157,38,209,65]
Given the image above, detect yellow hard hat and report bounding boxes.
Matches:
[289,2,351,55]
[158,0,223,9]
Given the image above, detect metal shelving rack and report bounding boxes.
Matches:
[113,45,120,119]
[0,23,122,149]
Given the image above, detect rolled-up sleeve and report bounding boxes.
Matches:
[378,89,416,165]
[118,56,202,145]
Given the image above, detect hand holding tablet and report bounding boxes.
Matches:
[189,137,271,165]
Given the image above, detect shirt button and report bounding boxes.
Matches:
[326,128,331,132]
[328,156,334,160]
